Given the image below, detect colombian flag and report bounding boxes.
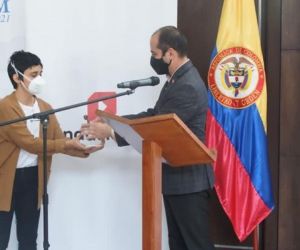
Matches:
[206,0,274,241]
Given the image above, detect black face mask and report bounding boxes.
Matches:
[150,56,170,75]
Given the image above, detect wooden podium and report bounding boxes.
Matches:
[96,110,216,250]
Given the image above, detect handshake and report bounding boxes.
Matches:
[65,116,113,157]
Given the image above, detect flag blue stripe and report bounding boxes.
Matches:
[210,46,218,62]
[208,91,274,209]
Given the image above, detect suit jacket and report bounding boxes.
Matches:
[116,61,215,195]
[0,92,66,211]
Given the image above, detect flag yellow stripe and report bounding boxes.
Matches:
[216,0,267,131]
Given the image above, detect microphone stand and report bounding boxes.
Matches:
[0,89,134,250]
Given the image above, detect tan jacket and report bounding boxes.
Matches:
[0,92,67,211]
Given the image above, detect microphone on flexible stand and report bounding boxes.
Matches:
[117,76,160,89]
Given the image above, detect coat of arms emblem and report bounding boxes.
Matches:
[208,47,265,109]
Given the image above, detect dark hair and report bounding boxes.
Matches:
[153,26,188,57]
[7,50,43,89]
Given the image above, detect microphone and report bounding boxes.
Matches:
[117,76,160,89]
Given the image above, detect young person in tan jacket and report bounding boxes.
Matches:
[0,51,91,250]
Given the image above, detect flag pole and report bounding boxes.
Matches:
[258,0,262,35]
[254,0,262,249]
[253,226,259,250]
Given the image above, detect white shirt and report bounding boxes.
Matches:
[16,100,40,168]
[168,58,190,82]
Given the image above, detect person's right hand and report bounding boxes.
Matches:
[65,138,87,151]
[84,139,105,154]
[64,138,89,158]
[80,118,113,140]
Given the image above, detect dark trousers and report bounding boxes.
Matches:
[0,166,40,250]
[163,191,215,250]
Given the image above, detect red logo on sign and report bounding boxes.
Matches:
[87,92,117,121]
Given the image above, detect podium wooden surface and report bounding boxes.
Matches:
[96,110,216,250]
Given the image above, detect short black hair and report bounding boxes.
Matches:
[7,50,43,89]
[153,26,188,57]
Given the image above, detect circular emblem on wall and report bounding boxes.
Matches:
[208,47,265,109]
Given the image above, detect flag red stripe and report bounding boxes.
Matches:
[206,110,272,241]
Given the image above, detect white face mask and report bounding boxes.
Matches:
[24,75,46,95]
[11,63,46,96]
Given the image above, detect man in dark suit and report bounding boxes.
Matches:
[81,26,215,250]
